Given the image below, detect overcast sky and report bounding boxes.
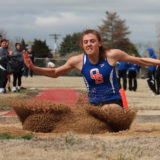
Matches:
[0,0,160,50]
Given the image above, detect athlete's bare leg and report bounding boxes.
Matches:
[101,104,123,111]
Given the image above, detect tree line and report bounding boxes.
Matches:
[59,11,140,57]
[0,11,140,58]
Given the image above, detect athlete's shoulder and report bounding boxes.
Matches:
[67,53,83,67]
[68,53,83,62]
[105,49,123,66]
[106,49,123,58]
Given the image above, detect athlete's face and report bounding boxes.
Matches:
[82,33,102,55]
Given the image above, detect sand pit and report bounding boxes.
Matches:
[1,77,160,160]
[7,98,137,134]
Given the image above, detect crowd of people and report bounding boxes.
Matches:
[0,35,34,94]
[117,48,160,95]
[117,56,140,92]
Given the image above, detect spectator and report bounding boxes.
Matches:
[127,62,140,91]
[117,61,129,90]
[45,57,50,67]
[0,39,10,93]
[47,62,55,68]
[6,40,12,92]
[147,48,157,94]
[28,48,35,77]
[23,64,28,77]
[0,35,3,46]
[11,43,24,92]
[155,65,160,94]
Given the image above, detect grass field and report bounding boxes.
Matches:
[0,76,160,160]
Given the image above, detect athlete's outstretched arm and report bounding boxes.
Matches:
[108,49,160,66]
[23,51,76,78]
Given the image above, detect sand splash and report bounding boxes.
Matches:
[8,98,137,134]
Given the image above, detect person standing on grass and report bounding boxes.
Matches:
[147,48,157,94]
[117,61,128,90]
[155,66,160,94]
[0,39,9,93]
[11,43,24,92]
[5,39,12,92]
[27,48,35,77]
[23,29,160,110]
[0,35,2,46]
[127,62,140,91]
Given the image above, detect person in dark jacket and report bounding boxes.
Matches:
[12,43,24,92]
[5,40,12,92]
[147,48,157,94]
[127,61,140,91]
[0,39,10,93]
[155,66,160,94]
[117,61,129,90]
[0,35,2,46]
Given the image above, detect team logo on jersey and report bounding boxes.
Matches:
[90,68,104,84]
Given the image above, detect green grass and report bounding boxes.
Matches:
[65,135,81,146]
[0,98,10,109]
[0,133,34,140]
[0,89,38,110]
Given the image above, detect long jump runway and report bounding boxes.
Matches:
[35,88,80,107]
[0,88,80,117]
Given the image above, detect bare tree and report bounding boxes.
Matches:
[98,11,131,52]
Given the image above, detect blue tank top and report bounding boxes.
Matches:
[81,53,121,103]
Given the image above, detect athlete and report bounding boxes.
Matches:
[23,29,160,110]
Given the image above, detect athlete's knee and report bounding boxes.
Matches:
[101,104,122,111]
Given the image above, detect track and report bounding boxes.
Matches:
[0,88,80,117]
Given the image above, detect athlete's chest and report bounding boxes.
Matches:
[82,61,113,85]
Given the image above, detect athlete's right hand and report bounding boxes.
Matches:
[23,50,33,70]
